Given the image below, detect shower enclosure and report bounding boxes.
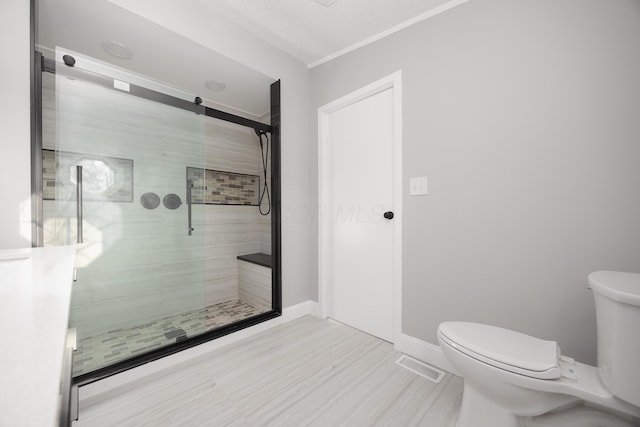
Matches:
[32,47,281,384]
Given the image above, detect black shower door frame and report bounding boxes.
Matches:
[30,50,282,386]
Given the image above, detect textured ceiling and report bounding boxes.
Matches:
[196,0,468,66]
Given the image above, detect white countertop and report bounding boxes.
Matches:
[0,246,76,427]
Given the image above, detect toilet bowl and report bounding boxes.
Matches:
[438,271,640,427]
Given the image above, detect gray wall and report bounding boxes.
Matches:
[310,0,640,364]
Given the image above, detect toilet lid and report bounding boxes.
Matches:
[438,322,561,379]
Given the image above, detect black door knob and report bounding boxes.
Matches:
[383,211,394,220]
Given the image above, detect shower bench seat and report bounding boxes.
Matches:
[237,253,271,310]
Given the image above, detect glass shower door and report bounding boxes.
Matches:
[43,52,207,378]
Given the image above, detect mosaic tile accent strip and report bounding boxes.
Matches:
[43,149,134,202]
[187,167,259,205]
[72,299,268,376]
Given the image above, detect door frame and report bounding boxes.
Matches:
[318,71,403,345]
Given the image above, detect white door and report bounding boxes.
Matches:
[321,86,398,342]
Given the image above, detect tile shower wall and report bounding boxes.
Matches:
[201,117,272,257]
[42,73,271,338]
[188,167,260,205]
[198,118,271,314]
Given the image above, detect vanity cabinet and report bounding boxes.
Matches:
[0,246,76,427]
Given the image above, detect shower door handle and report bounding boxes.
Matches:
[76,165,84,243]
[187,179,194,236]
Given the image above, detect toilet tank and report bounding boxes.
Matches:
[588,271,640,407]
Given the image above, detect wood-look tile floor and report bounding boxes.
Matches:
[74,316,463,427]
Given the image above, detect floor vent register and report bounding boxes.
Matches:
[395,355,446,383]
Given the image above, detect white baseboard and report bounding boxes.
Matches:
[79,300,319,406]
[283,299,319,319]
[395,333,460,377]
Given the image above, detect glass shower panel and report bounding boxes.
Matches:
[44,53,206,377]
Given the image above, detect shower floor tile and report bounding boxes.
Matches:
[73,299,268,376]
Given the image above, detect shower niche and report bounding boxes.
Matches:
[33,0,281,385]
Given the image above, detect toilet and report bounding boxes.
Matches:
[437,271,640,427]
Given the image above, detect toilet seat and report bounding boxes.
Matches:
[438,322,562,379]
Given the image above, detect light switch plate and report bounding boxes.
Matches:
[410,177,428,196]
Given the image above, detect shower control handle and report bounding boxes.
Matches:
[187,179,194,236]
[383,211,394,220]
[76,165,84,243]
